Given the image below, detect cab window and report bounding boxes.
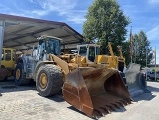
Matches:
[1,49,4,60]
[13,50,16,61]
[5,50,11,61]
[88,46,95,62]
[79,47,87,56]
[96,46,100,55]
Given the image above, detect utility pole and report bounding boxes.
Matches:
[155,46,157,81]
[130,26,133,63]
[146,47,147,80]
[134,40,137,63]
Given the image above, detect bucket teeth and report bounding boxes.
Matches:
[92,113,99,120]
[107,109,111,114]
[93,110,100,118]
[94,106,111,117]
[106,105,116,111]
[94,107,107,117]
[94,116,99,120]
[103,106,111,114]
[119,100,128,105]
[126,99,132,104]
[99,107,107,116]
[116,102,124,107]
[112,103,120,109]
[98,108,105,116]
[92,100,128,117]
[130,98,134,101]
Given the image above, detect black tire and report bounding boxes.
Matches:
[0,68,8,82]
[14,63,31,85]
[36,64,63,97]
[0,76,8,82]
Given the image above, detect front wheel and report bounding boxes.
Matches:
[36,64,63,97]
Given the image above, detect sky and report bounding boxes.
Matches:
[0,0,159,64]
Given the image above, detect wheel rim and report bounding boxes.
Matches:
[39,73,48,89]
[16,69,21,80]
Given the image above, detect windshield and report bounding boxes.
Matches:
[79,46,87,56]
[38,38,60,59]
[45,38,60,55]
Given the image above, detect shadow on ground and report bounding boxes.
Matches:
[132,93,156,102]
[0,78,36,93]
[44,92,65,102]
[146,80,159,83]
[147,86,159,92]
[131,82,159,102]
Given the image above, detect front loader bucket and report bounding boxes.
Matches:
[62,67,131,118]
[124,63,151,97]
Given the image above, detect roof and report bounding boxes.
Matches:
[0,13,83,50]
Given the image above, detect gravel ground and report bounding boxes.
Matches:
[0,79,159,120]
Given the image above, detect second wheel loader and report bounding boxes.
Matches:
[73,42,150,97]
[0,48,16,81]
[14,35,131,118]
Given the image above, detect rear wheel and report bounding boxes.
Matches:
[0,68,8,82]
[36,64,63,97]
[14,63,31,85]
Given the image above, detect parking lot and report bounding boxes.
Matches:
[0,79,159,120]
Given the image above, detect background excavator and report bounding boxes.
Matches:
[0,48,16,81]
[14,35,131,118]
[116,45,150,97]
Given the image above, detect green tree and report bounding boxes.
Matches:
[132,31,153,67]
[83,0,130,54]
[122,41,131,65]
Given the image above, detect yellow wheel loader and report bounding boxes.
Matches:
[0,48,16,81]
[72,42,150,97]
[14,35,131,118]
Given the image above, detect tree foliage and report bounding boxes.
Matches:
[83,0,130,54]
[132,31,153,67]
[121,41,131,65]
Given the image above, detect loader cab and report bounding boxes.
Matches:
[77,44,100,62]
[37,36,61,60]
